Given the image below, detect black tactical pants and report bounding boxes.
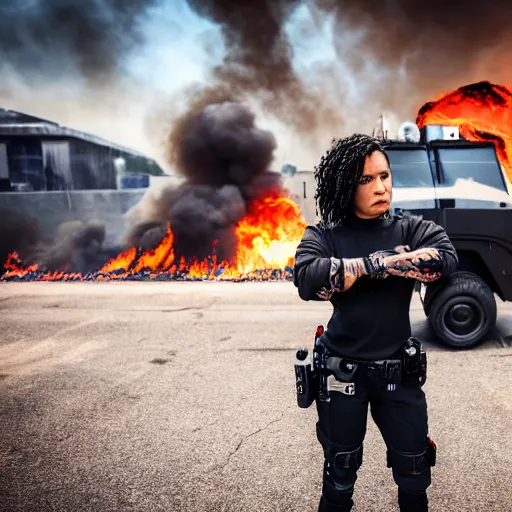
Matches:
[316,366,432,512]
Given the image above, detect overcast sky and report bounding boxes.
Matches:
[2,0,508,172]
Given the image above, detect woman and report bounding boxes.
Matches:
[293,133,458,512]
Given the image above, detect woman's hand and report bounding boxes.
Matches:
[382,246,443,282]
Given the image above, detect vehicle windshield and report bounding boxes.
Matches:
[437,147,506,191]
[385,149,434,188]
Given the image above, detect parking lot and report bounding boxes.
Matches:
[0,281,511,511]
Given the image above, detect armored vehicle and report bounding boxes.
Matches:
[384,123,512,349]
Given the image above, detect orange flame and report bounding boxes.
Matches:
[1,192,307,282]
[416,81,512,184]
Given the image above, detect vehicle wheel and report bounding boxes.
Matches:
[423,271,477,317]
[427,272,497,349]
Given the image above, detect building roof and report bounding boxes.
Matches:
[0,108,147,157]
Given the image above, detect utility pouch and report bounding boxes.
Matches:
[367,360,401,382]
[401,337,427,387]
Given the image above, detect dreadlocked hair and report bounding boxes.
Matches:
[314,133,389,227]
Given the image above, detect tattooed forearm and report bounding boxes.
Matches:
[382,247,443,282]
[314,246,442,299]
[363,250,398,278]
[343,258,367,279]
[316,251,396,299]
[317,257,344,300]
[316,255,371,299]
[340,257,367,292]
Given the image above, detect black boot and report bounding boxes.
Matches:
[398,489,428,512]
[318,494,353,512]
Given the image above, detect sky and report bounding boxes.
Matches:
[2,0,510,173]
[0,0,378,172]
[0,1,222,170]
[126,1,223,94]
[120,0,363,171]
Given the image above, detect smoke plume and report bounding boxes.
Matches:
[125,100,280,262]
[0,208,41,270]
[184,0,512,152]
[184,0,342,138]
[318,0,512,118]
[0,210,115,275]
[0,0,155,83]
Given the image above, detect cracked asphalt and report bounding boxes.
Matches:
[0,281,511,512]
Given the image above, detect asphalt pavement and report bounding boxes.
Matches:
[0,282,511,512]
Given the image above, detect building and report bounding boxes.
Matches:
[0,109,166,192]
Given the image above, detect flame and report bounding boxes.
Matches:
[416,81,512,184]
[1,192,307,282]
[233,193,307,273]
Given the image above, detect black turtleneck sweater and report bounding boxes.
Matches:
[293,212,458,361]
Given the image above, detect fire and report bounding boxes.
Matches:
[417,81,512,184]
[1,192,307,282]
[233,193,307,273]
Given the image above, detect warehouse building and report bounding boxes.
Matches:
[0,108,165,192]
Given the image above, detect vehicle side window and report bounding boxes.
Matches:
[437,147,506,191]
[385,149,434,188]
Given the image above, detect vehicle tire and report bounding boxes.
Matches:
[423,271,476,316]
[427,272,497,349]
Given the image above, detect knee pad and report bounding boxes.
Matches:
[316,423,364,470]
[324,460,358,494]
[387,437,436,476]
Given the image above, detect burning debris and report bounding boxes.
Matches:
[0,207,41,271]
[417,81,512,183]
[2,101,307,282]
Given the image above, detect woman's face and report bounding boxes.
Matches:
[353,150,392,219]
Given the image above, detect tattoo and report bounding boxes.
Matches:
[317,257,344,300]
[343,258,367,279]
[383,247,443,282]
[316,253,388,300]
[364,250,397,278]
[315,246,442,300]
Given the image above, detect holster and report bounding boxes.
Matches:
[312,333,331,402]
[401,337,427,387]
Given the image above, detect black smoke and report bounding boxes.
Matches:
[126,100,281,262]
[0,213,118,275]
[316,0,512,120]
[0,0,156,83]
[0,208,41,271]
[184,0,344,137]
[186,0,512,134]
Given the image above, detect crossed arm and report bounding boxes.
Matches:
[293,219,458,301]
[336,246,443,292]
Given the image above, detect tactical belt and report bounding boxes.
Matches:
[325,355,402,382]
